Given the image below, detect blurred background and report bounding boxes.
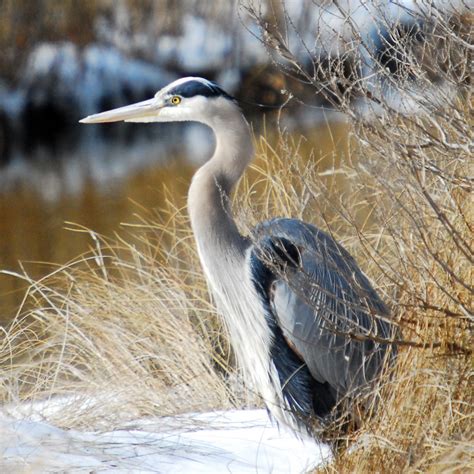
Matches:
[0,0,285,323]
[0,0,469,323]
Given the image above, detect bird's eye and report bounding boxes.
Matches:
[170,96,181,105]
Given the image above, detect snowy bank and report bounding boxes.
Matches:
[1,408,331,473]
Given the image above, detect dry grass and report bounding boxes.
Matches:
[0,3,472,471]
[0,204,253,429]
[322,110,473,473]
[238,115,472,471]
[1,102,471,468]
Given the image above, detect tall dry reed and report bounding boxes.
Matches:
[243,1,472,470]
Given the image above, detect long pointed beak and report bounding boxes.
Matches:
[79,98,160,124]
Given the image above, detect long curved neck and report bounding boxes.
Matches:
[188,104,254,263]
[187,103,277,410]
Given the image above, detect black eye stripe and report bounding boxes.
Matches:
[167,80,234,101]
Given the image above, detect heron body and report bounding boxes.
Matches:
[81,77,397,435]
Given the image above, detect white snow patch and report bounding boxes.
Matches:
[0,407,331,473]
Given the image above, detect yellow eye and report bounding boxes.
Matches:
[171,96,181,105]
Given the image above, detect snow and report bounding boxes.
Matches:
[156,14,233,72]
[21,42,174,117]
[0,406,331,473]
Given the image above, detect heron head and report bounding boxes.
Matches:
[80,77,238,126]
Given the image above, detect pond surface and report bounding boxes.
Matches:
[0,119,349,325]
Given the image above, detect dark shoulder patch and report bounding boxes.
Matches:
[256,236,301,272]
[249,236,301,301]
[169,79,234,101]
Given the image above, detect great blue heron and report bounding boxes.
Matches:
[81,77,397,435]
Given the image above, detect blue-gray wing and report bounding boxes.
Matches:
[252,218,397,397]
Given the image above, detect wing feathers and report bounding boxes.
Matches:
[251,218,397,401]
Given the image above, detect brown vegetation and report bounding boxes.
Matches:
[243,2,473,470]
[0,2,472,472]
